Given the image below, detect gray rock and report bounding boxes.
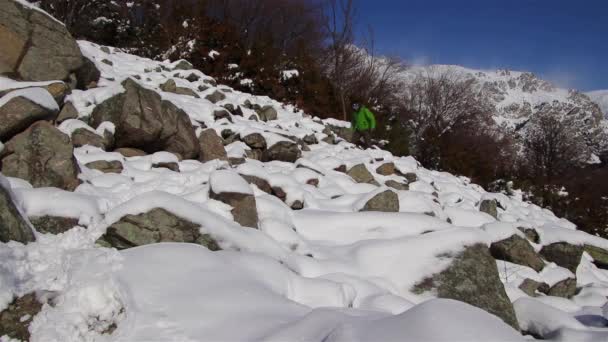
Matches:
[256,105,278,121]
[97,208,219,250]
[490,235,545,272]
[114,147,147,158]
[385,180,409,191]
[517,227,540,244]
[403,172,418,183]
[540,242,584,273]
[152,162,179,172]
[326,124,353,142]
[480,199,498,219]
[242,133,267,150]
[185,73,200,82]
[213,109,232,122]
[241,175,272,194]
[361,190,399,212]
[302,134,318,145]
[546,277,577,298]
[210,190,259,229]
[518,278,549,297]
[75,56,100,90]
[262,141,301,163]
[1,121,79,190]
[56,101,79,123]
[85,160,123,174]
[71,128,109,149]
[172,60,193,70]
[0,178,35,243]
[584,245,608,269]
[376,162,396,176]
[0,91,58,141]
[160,79,200,98]
[413,244,519,330]
[347,164,375,184]
[29,216,79,235]
[90,78,199,159]
[198,129,227,162]
[205,90,226,104]
[0,0,83,81]
[0,293,42,341]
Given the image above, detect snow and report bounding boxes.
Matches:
[2,40,608,342]
[0,88,59,111]
[588,89,608,116]
[280,69,299,81]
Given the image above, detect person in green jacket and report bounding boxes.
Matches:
[351,102,376,148]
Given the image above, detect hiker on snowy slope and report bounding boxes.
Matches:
[351,102,376,148]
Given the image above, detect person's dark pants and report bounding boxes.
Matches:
[352,130,372,148]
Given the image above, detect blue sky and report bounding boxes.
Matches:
[356,0,607,91]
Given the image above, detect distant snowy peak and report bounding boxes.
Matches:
[587,90,608,118]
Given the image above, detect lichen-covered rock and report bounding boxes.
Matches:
[347,164,375,184]
[1,121,79,190]
[29,215,79,234]
[198,129,227,162]
[490,235,545,272]
[584,245,608,269]
[479,199,498,219]
[413,244,519,330]
[376,162,396,176]
[0,0,83,81]
[256,105,278,121]
[361,190,399,212]
[85,160,123,174]
[90,78,199,159]
[262,141,301,163]
[0,90,58,141]
[0,176,35,243]
[540,242,584,273]
[97,208,219,250]
[0,293,42,341]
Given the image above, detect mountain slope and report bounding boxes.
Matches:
[588,89,608,117]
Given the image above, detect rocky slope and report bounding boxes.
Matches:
[588,90,608,118]
[2,1,608,341]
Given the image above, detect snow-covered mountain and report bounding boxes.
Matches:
[588,90,608,118]
[3,1,608,341]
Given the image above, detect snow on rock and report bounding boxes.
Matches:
[0,88,59,111]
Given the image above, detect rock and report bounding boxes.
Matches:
[185,73,200,82]
[361,190,399,212]
[584,245,608,269]
[262,141,301,163]
[490,235,545,272]
[90,78,199,159]
[347,164,375,184]
[518,279,549,297]
[546,278,577,298]
[271,186,286,200]
[291,200,304,210]
[403,172,418,183]
[97,208,219,250]
[517,227,540,244]
[152,162,179,172]
[0,0,83,81]
[228,157,246,166]
[0,90,58,141]
[245,149,263,161]
[222,103,235,113]
[334,165,347,173]
[213,109,232,122]
[198,129,227,162]
[210,191,258,229]
[203,78,217,86]
[159,79,177,92]
[241,175,272,194]
[71,128,107,149]
[101,58,113,66]
[385,180,409,191]
[29,216,79,234]
[205,90,226,103]
[56,101,79,123]
[242,133,266,150]
[85,160,123,173]
[75,56,100,90]
[198,85,209,92]
[327,124,353,142]
[376,162,396,175]
[100,46,111,54]
[173,60,193,70]
[479,199,498,219]
[1,121,79,190]
[0,177,35,243]
[0,293,43,341]
[413,244,519,330]
[256,105,278,121]
[114,147,147,157]
[44,82,70,105]
[160,79,199,98]
[302,134,318,145]
[540,242,584,273]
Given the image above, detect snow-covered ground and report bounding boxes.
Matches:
[2,40,608,342]
[588,90,608,117]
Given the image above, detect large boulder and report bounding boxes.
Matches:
[0,0,83,81]
[490,235,545,272]
[97,208,219,250]
[413,244,519,330]
[198,128,227,162]
[262,141,301,163]
[361,190,399,212]
[0,121,79,190]
[539,242,584,273]
[209,170,258,229]
[0,88,59,141]
[90,78,199,159]
[0,176,35,243]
